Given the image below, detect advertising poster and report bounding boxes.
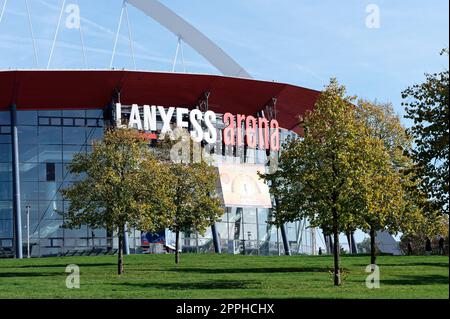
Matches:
[217,163,272,208]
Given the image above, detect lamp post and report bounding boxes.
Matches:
[26,205,30,258]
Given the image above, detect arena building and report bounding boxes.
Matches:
[0,69,327,258]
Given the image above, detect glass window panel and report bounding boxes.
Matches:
[0,144,11,162]
[269,226,280,243]
[258,224,269,241]
[257,209,270,224]
[17,111,37,126]
[0,201,12,218]
[86,128,103,144]
[18,126,38,145]
[39,162,62,182]
[39,219,63,238]
[39,127,62,144]
[19,143,38,163]
[38,117,50,125]
[19,181,38,200]
[1,126,11,134]
[243,208,257,224]
[38,181,63,201]
[63,118,74,126]
[86,119,98,127]
[38,145,62,162]
[63,127,86,145]
[75,118,85,126]
[39,110,61,117]
[86,110,102,118]
[227,207,239,223]
[63,110,85,117]
[0,219,12,238]
[88,228,106,237]
[0,239,13,247]
[0,163,12,181]
[64,226,88,239]
[20,201,39,220]
[244,224,258,241]
[20,163,39,181]
[256,149,267,165]
[287,225,297,241]
[0,112,10,125]
[215,222,228,241]
[50,118,61,126]
[46,163,56,181]
[63,145,85,161]
[39,201,63,220]
[231,220,243,241]
[0,133,11,143]
[21,224,40,242]
[0,182,12,200]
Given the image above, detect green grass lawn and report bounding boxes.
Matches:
[0,254,448,299]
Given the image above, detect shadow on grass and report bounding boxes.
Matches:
[381,274,449,286]
[378,262,449,268]
[165,267,331,274]
[113,280,261,290]
[0,271,63,278]
[15,263,116,269]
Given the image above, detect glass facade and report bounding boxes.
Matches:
[0,107,314,258]
[0,109,110,257]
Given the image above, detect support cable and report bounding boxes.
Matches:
[0,0,7,25]
[75,0,87,68]
[171,37,180,72]
[297,220,306,253]
[179,37,186,73]
[47,0,66,69]
[124,1,136,70]
[25,0,39,67]
[110,1,125,69]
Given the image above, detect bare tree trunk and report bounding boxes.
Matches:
[332,209,341,286]
[370,227,376,265]
[351,232,357,254]
[118,228,124,275]
[346,232,352,254]
[175,230,180,264]
[329,235,334,254]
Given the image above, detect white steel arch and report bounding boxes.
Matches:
[126,0,252,79]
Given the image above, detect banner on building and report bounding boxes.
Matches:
[217,163,272,208]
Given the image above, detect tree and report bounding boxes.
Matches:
[60,129,175,274]
[168,160,223,264]
[262,79,385,285]
[402,49,449,215]
[400,214,449,255]
[354,100,421,265]
[152,130,224,264]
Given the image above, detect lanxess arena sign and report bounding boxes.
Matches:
[115,103,280,151]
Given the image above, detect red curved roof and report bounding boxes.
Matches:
[0,70,320,134]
